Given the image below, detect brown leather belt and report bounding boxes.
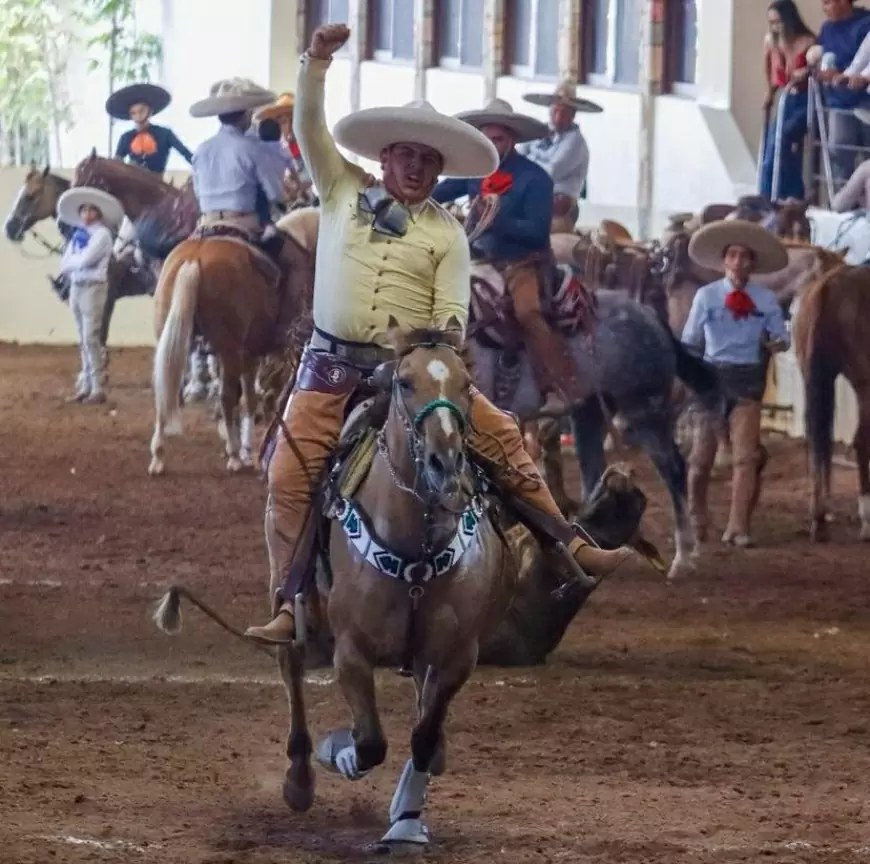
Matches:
[309,327,392,370]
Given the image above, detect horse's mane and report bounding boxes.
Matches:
[393,326,463,356]
[73,154,178,195]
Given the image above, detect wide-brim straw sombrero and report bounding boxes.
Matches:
[190,78,277,118]
[522,80,603,114]
[333,100,498,178]
[456,98,549,144]
[58,187,124,230]
[688,219,788,274]
[599,219,635,247]
[255,92,295,122]
[106,83,171,120]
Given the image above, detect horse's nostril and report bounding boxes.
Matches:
[428,452,445,476]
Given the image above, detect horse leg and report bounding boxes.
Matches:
[714,425,733,470]
[623,413,695,579]
[277,644,315,812]
[379,647,476,851]
[570,399,607,502]
[219,356,244,473]
[539,416,578,517]
[317,634,386,781]
[239,358,258,468]
[854,396,870,541]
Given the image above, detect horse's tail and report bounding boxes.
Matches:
[670,334,722,408]
[154,585,274,656]
[801,276,839,495]
[154,259,198,436]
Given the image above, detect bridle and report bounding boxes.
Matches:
[375,341,472,512]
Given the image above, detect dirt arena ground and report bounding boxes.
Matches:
[3,344,870,864]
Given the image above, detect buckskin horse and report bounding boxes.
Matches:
[791,248,869,542]
[3,163,152,346]
[157,320,513,852]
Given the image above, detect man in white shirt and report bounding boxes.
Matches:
[57,187,124,404]
[519,81,602,233]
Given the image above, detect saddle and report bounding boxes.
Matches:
[134,180,200,260]
[468,259,595,349]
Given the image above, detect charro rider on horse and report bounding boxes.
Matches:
[108,82,194,273]
[519,80,601,234]
[244,22,639,645]
[189,78,309,347]
[431,98,585,416]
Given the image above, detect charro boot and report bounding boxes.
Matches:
[245,602,296,645]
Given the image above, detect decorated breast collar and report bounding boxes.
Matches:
[334,496,484,584]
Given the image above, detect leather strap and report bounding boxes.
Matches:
[295,346,365,396]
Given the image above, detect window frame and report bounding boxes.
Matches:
[504,0,560,81]
[367,0,416,64]
[434,0,485,71]
[304,0,350,53]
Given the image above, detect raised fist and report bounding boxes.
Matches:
[309,23,350,60]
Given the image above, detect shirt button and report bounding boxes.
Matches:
[386,239,392,244]
[377,269,384,276]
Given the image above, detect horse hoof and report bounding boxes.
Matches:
[283,765,315,813]
[240,450,255,469]
[429,740,447,777]
[226,457,243,473]
[374,818,430,854]
[148,458,165,477]
[316,729,370,780]
[666,556,694,581]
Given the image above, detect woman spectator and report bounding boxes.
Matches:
[759,1,816,201]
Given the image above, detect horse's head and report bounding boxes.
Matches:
[72,150,170,218]
[4,164,66,242]
[761,199,812,242]
[383,315,471,508]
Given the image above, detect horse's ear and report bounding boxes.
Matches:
[837,247,850,261]
[442,315,464,348]
[42,164,50,177]
[386,315,401,347]
[90,146,97,160]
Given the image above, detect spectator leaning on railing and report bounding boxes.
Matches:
[810,0,870,188]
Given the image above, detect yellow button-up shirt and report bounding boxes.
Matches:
[294,54,470,347]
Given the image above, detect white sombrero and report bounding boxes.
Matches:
[58,187,124,230]
[190,78,277,118]
[333,100,498,178]
[456,98,549,143]
[522,80,603,114]
[688,219,788,274]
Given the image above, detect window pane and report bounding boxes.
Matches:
[614,0,640,85]
[676,0,697,84]
[589,0,609,76]
[372,0,392,51]
[508,0,533,67]
[392,0,415,59]
[535,0,560,77]
[460,0,484,67]
[438,0,461,59]
[327,0,348,22]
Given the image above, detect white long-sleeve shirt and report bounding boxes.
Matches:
[517,124,589,198]
[59,223,113,283]
[845,31,870,76]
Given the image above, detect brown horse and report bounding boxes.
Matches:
[157,321,509,852]
[791,249,869,541]
[3,164,70,244]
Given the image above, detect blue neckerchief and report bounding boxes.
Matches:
[71,227,90,251]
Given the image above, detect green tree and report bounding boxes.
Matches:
[0,0,72,165]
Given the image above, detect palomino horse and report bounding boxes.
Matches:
[791,249,869,541]
[157,321,510,853]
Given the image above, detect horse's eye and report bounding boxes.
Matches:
[397,377,414,393]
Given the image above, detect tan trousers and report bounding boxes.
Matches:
[507,262,586,403]
[265,384,565,601]
[688,400,764,540]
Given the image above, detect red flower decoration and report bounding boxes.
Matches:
[287,137,302,160]
[481,169,513,196]
[724,289,757,320]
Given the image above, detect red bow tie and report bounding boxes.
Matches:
[725,289,757,320]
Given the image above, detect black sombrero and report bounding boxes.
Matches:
[105,83,171,120]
